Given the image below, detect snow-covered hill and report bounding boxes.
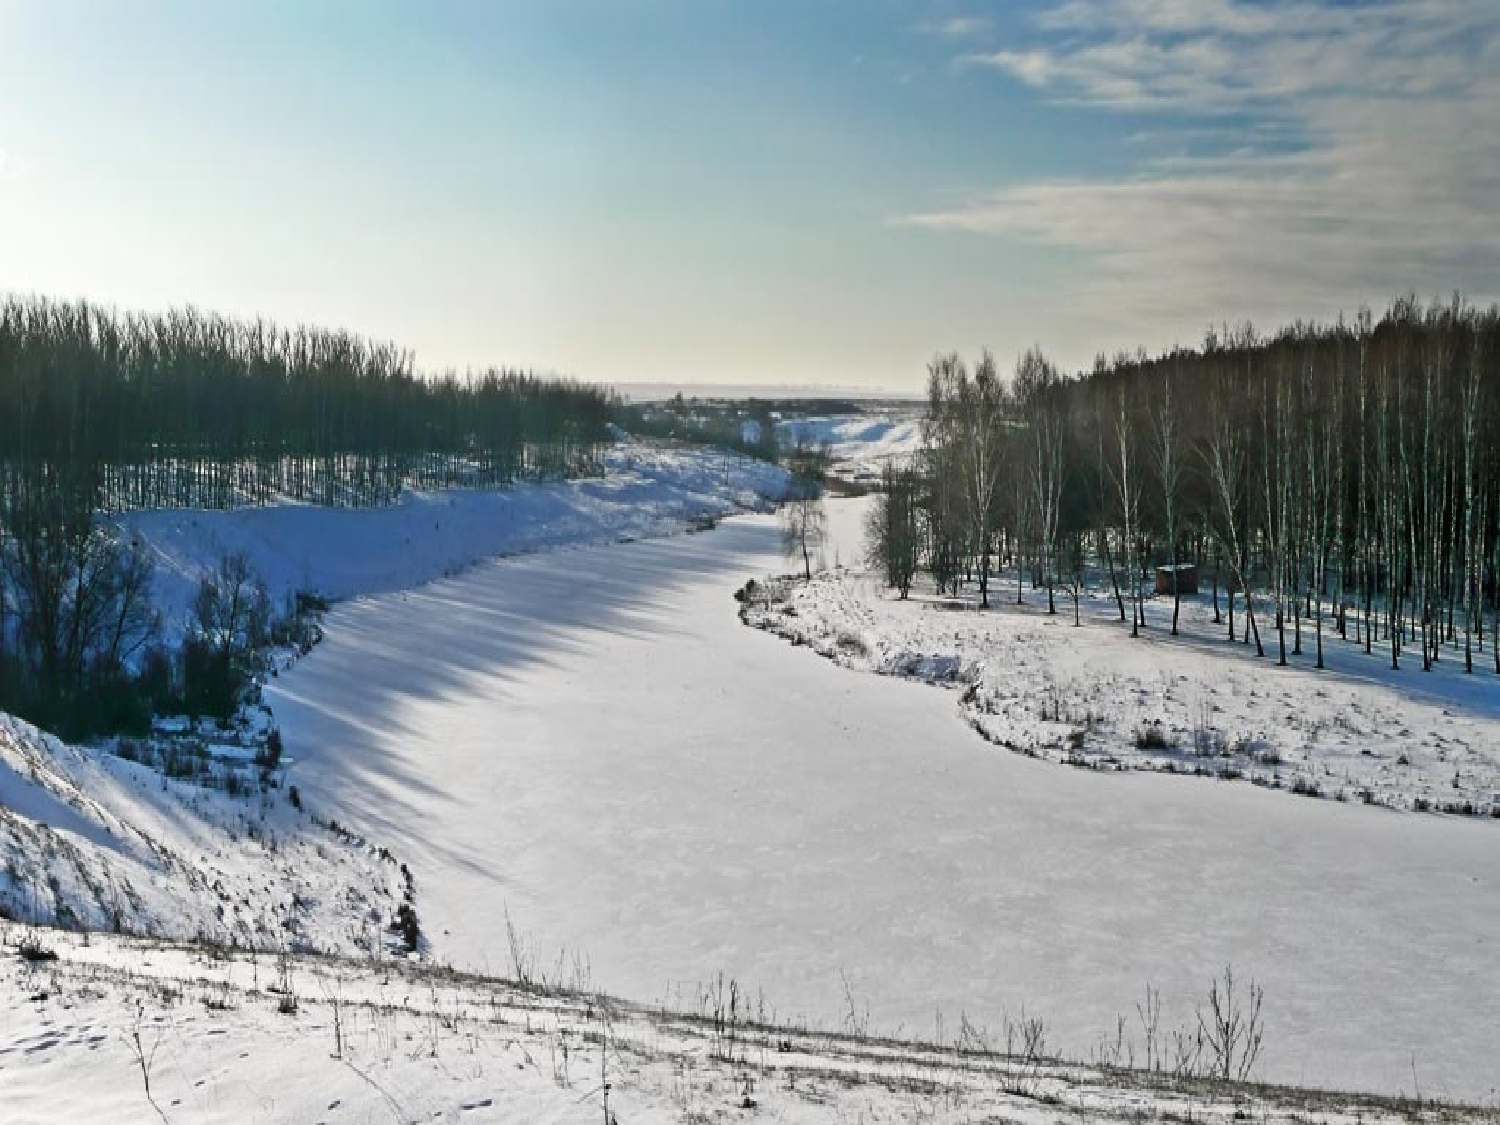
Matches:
[0,710,402,953]
[775,412,922,483]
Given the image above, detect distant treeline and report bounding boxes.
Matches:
[0,296,615,512]
[618,393,781,461]
[869,294,1500,675]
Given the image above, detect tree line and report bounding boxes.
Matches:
[0,295,616,737]
[0,295,615,513]
[868,294,1500,676]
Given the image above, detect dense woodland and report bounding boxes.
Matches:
[0,296,614,512]
[869,295,1500,676]
[0,296,615,736]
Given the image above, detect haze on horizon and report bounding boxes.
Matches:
[2,0,1497,390]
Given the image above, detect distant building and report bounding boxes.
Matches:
[740,419,763,446]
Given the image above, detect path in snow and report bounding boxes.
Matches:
[269,502,1499,1101]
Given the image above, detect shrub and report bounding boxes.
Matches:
[393,902,421,952]
[17,935,58,962]
[1133,723,1176,751]
[255,729,283,772]
[180,636,241,721]
[835,631,869,658]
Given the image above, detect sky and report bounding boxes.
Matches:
[1,1,1497,390]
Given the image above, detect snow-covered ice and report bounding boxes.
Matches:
[267,497,1500,1100]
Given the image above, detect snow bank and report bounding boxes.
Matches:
[743,561,1500,817]
[122,440,790,639]
[0,711,401,950]
[5,930,1484,1124]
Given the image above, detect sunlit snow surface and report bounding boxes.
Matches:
[12,931,1480,1124]
[271,498,1500,1100]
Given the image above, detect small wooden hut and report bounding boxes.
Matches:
[1154,563,1198,595]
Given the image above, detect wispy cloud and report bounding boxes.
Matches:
[917,15,992,39]
[918,1,1500,334]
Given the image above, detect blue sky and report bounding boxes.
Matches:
[2,1,1496,389]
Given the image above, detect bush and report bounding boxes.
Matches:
[1133,722,1176,751]
[392,902,420,952]
[17,935,58,963]
[835,631,870,658]
[255,729,284,772]
[180,636,243,721]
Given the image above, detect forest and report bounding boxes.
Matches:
[0,295,615,736]
[0,296,615,512]
[869,295,1500,676]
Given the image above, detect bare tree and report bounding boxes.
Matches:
[865,464,920,597]
[781,485,826,581]
[1151,374,1185,635]
[1204,389,1263,656]
[1196,965,1265,1082]
[0,473,160,727]
[957,353,1008,608]
[1016,347,1066,615]
[1106,390,1145,636]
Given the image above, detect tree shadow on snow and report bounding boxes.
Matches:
[265,517,782,870]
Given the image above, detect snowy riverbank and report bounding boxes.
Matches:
[120,440,790,641]
[742,559,1500,818]
[4,928,1490,1124]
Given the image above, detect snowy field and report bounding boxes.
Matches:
[266,496,1500,1101]
[8,929,1474,1125]
[744,556,1500,817]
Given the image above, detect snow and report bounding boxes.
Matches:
[744,536,1500,817]
[3,929,1485,1124]
[0,710,403,953]
[775,411,923,481]
[0,443,791,963]
[5,434,1499,1107]
[266,497,1500,1101]
[120,440,790,641]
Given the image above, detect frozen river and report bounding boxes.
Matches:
[270,501,1498,1100]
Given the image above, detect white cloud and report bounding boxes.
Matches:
[912,1,1500,335]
